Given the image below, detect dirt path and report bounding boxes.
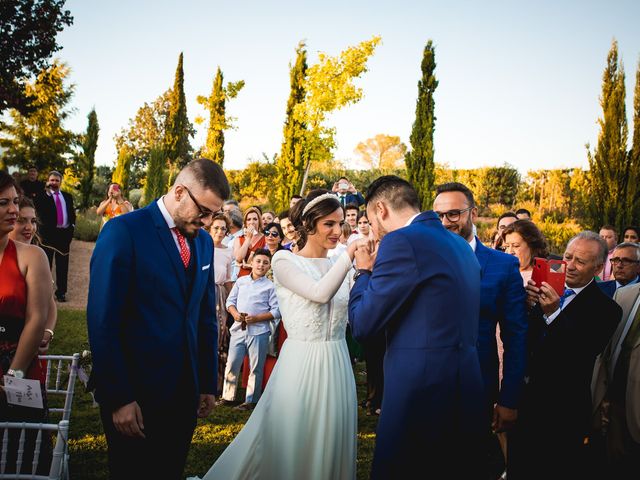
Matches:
[55,239,94,310]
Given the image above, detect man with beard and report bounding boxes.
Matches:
[433,182,528,478]
[87,159,230,480]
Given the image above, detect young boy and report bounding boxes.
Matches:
[218,249,280,410]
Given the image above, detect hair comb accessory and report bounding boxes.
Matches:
[302,193,340,216]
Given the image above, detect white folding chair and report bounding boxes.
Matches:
[0,420,69,480]
[38,354,80,422]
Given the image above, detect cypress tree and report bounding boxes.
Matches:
[275,42,308,211]
[630,59,640,222]
[112,145,133,194]
[405,40,438,210]
[587,40,630,231]
[203,67,225,164]
[77,108,99,209]
[144,145,166,205]
[163,53,193,170]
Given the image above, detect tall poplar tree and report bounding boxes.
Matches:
[163,53,193,173]
[76,108,99,209]
[630,59,640,222]
[112,145,133,195]
[405,40,438,210]
[275,42,308,211]
[196,67,244,166]
[144,146,166,205]
[587,40,630,231]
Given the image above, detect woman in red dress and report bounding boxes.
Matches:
[234,207,266,278]
[0,171,54,473]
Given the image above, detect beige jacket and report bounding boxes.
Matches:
[591,282,640,442]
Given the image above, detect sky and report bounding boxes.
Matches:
[56,0,640,175]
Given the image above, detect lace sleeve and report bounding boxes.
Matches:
[272,251,353,304]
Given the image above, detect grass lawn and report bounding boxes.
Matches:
[53,309,377,479]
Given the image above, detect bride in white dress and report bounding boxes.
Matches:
[197,190,362,480]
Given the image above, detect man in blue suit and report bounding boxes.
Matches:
[332,176,365,207]
[349,176,485,479]
[87,159,230,480]
[434,182,528,476]
[598,242,640,298]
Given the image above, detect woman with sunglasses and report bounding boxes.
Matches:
[263,222,285,259]
[234,207,265,278]
[206,213,234,397]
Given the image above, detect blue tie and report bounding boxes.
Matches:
[559,289,575,309]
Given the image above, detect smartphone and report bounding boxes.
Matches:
[339,182,349,190]
[531,257,566,296]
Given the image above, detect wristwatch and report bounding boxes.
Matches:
[7,369,25,379]
[353,269,372,281]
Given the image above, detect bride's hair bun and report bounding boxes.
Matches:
[289,189,342,249]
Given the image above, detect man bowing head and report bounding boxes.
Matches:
[349,175,486,479]
[87,159,230,480]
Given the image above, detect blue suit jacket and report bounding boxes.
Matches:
[349,211,485,478]
[475,239,527,410]
[336,191,365,207]
[87,201,217,411]
[598,280,617,299]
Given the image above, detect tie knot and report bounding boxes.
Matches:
[562,289,575,298]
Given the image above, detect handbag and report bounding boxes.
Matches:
[267,320,280,357]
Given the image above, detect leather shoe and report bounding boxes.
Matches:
[56,294,67,302]
[234,402,256,411]
[216,399,236,407]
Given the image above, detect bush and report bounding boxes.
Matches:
[128,188,143,209]
[74,209,102,242]
[538,219,583,256]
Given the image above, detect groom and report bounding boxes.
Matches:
[349,176,486,479]
[87,159,230,479]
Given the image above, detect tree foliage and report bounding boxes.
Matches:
[274,42,308,211]
[143,146,166,205]
[630,59,640,219]
[112,145,133,195]
[354,133,407,170]
[163,53,194,171]
[0,0,73,115]
[0,60,75,173]
[587,40,634,231]
[114,89,171,187]
[405,40,438,210]
[294,36,381,192]
[73,108,99,209]
[195,67,244,166]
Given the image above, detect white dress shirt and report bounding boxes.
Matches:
[157,195,190,254]
[49,190,69,228]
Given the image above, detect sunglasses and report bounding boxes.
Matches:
[264,230,280,238]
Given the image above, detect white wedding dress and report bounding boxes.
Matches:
[197,250,357,480]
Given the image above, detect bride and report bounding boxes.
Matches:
[196,189,362,480]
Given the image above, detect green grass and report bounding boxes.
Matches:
[53,309,377,479]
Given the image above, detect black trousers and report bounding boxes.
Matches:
[41,227,72,296]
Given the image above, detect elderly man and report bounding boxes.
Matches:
[509,231,621,480]
[592,281,640,478]
[598,242,640,298]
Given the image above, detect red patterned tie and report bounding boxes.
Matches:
[172,228,190,268]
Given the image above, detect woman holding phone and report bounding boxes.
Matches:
[96,182,133,224]
[501,220,549,285]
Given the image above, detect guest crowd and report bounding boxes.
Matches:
[1,165,639,479]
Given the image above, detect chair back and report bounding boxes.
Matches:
[39,354,80,421]
[0,420,68,479]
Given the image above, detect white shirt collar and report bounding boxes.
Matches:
[566,278,593,295]
[157,196,176,230]
[404,212,420,227]
[468,236,477,252]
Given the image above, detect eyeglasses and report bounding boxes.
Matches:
[610,257,640,266]
[435,206,473,222]
[181,185,214,219]
[264,230,280,238]
[211,226,227,232]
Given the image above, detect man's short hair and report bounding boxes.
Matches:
[180,158,230,200]
[365,175,420,211]
[515,208,531,217]
[435,182,475,207]
[226,209,243,229]
[345,203,359,213]
[614,242,640,261]
[253,248,272,260]
[498,211,518,223]
[279,209,290,221]
[27,165,37,171]
[48,170,62,179]
[224,199,239,207]
[567,231,609,266]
